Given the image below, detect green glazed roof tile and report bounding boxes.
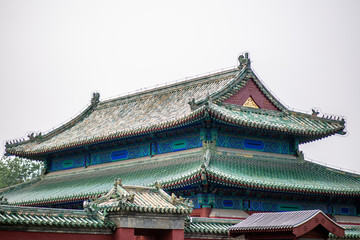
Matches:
[205,150,360,196]
[0,204,114,228]
[6,69,238,157]
[2,148,358,206]
[325,225,360,239]
[1,149,204,205]
[185,217,240,234]
[208,104,345,143]
[86,181,193,214]
[6,65,345,157]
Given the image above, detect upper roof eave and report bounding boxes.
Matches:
[5,105,207,158]
[6,101,346,158]
[4,54,346,157]
[207,104,346,139]
[5,68,240,158]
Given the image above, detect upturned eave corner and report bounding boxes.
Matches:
[4,91,102,158]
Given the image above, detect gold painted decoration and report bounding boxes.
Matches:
[243,96,259,108]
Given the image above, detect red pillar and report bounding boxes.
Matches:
[114,228,135,240]
[162,229,184,240]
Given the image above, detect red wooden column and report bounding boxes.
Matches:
[114,228,135,240]
[162,229,184,240]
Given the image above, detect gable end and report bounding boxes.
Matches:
[222,79,280,111]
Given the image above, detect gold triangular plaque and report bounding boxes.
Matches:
[243,96,259,108]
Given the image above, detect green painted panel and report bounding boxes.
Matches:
[278,204,302,211]
[172,139,187,151]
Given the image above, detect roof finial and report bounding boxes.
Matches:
[27,132,42,142]
[0,196,8,205]
[154,181,162,189]
[91,92,100,106]
[311,108,320,117]
[114,178,122,187]
[238,52,251,69]
[188,98,196,110]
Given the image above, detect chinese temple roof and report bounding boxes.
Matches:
[1,148,359,206]
[0,204,114,229]
[228,210,345,238]
[84,179,193,214]
[184,216,359,240]
[5,54,345,157]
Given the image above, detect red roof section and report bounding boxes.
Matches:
[229,210,345,238]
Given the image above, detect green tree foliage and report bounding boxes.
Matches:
[0,156,44,189]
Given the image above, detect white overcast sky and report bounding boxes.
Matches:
[1,0,359,172]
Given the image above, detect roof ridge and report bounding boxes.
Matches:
[5,104,96,151]
[10,190,107,206]
[250,71,287,111]
[0,204,89,216]
[292,210,323,227]
[99,67,239,107]
[194,67,247,106]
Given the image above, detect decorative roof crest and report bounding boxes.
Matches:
[296,150,304,160]
[154,181,162,189]
[312,108,320,117]
[188,98,197,111]
[114,177,122,187]
[200,163,207,181]
[0,196,8,205]
[84,178,135,211]
[170,193,185,205]
[238,52,251,69]
[91,92,100,106]
[204,91,213,107]
[204,148,211,167]
[27,132,42,142]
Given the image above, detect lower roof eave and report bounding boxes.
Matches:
[161,171,360,197]
[10,192,105,207]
